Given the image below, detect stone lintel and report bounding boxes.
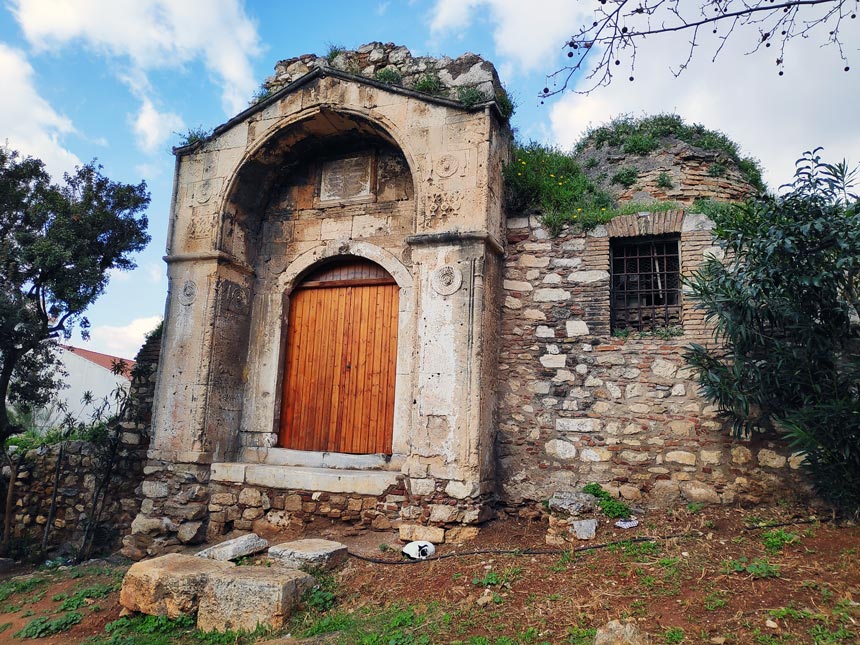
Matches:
[163,250,254,275]
[406,231,504,256]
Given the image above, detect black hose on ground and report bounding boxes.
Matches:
[347,516,836,565]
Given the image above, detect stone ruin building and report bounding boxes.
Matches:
[123,43,806,558]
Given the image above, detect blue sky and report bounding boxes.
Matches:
[1,0,857,358]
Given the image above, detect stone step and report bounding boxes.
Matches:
[268,539,348,570]
[210,463,399,496]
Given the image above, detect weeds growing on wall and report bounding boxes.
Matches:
[504,142,689,235]
[250,84,273,105]
[412,70,446,96]
[457,86,488,108]
[504,142,613,234]
[373,67,402,85]
[176,126,212,147]
[495,86,516,120]
[325,43,346,63]
[611,167,639,188]
[575,114,765,191]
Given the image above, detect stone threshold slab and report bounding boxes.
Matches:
[239,447,405,471]
[210,462,400,496]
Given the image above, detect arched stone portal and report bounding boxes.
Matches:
[137,55,510,550]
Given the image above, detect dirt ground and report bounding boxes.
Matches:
[0,502,857,644]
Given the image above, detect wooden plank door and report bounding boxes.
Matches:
[279,260,398,454]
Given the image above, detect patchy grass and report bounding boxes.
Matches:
[0,504,857,644]
[15,610,82,638]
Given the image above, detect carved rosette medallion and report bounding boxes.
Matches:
[436,153,459,178]
[178,280,197,305]
[431,264,463,296]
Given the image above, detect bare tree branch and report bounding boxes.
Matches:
[541,0,857,98]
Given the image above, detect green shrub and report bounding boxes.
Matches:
[373,67,402,85]
[611,167,639,187]
[685,150,860,513]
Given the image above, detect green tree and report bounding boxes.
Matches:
[0,147,150,445]
[685,149,860,512]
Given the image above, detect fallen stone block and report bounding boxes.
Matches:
[268,539,348,570]
[594,618,651,644]
[547,491,598,516]
[571,518,598,540]
[398,524,445,544]
[119,553,234,618]
[196,533,269,561]
[197,567,315,633]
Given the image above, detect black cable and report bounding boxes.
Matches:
[348,533,697,565]
[347,515,837,565]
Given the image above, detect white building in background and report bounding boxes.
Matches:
[34,345,135,431]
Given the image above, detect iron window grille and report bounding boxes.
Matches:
[610,235,682,331]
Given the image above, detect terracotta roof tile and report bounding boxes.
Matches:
[60,345,135,380]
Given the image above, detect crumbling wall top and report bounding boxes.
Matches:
[264,42,510,116]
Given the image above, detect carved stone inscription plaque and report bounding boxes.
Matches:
[320,156,372,202]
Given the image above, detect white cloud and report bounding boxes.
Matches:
[0,42,80,176]
[88,315,162,360]
[430,0,590,76]
[548,15,860,189]
[144,262,164,284]
[11,0,261,116]
[133,97,184,154]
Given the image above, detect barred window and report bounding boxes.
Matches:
[611,235,681,331]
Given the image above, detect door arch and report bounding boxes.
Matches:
[278,257,399,454]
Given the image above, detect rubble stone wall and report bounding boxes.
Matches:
[9,331,159,552]
[265,41,505,106]
[496,212,810,510]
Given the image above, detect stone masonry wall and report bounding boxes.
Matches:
[577,141,758,205]
[9,332,159,553]
[496,212,810,510]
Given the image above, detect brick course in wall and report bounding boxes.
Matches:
[496,211,810,510]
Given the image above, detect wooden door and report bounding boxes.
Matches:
[279,259,398,454]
